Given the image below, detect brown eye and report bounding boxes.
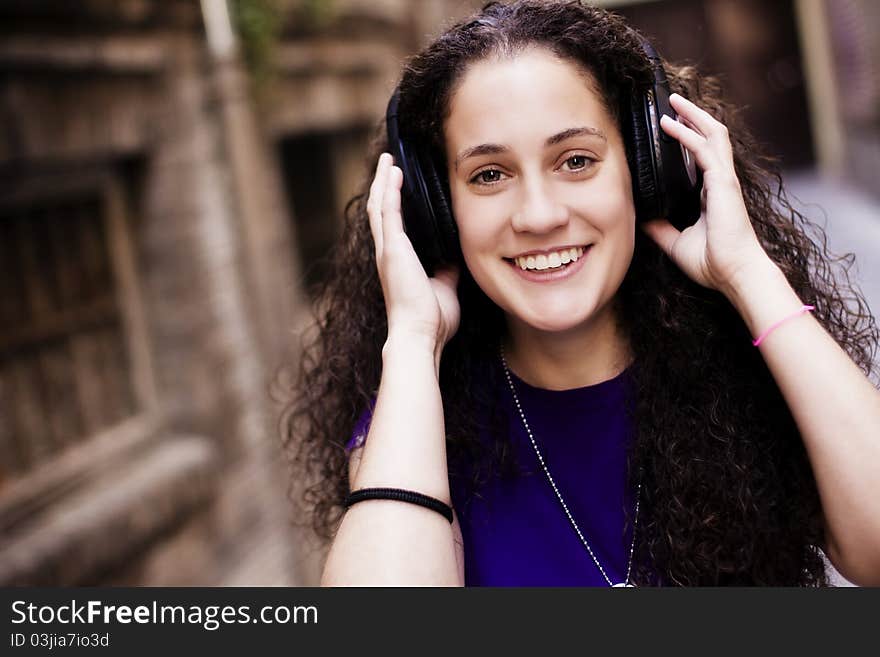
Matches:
[473,169,504,184]
[563,155,592,171]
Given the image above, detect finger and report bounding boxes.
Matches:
[640,218,680,258]
[367,153,392,258]
[380,165,405,248]
[660,114,719,174]
[677,114,701,137]
[669,93,730,144]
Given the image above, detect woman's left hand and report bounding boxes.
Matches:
[640,93,772,295]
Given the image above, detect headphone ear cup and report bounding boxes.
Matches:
[629,36,703,230]
[628,93,661,222]
[417,148,460,266]
[385,89,460,275]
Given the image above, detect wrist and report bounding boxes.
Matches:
[720,257,785,308]
[721,258,806,340]
[383,330,443,371]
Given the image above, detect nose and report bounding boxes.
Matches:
[511,176,569,234]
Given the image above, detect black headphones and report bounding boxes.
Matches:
[385,37,703,275]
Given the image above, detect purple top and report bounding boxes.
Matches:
[347,364,638,587]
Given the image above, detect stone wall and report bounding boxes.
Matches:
[0,0,300,586]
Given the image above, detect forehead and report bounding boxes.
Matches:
[443,47,618,151]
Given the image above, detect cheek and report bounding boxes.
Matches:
[593,169,636,240]
[450,188,496,285]
[454,211,506,295]
[588,180,636,271]
[453,196,502,255]
[458,229,499,290]
[606,210,636,268]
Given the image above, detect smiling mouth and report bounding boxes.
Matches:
[504,245,589,272]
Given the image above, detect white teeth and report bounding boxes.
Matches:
[514,246,586,271]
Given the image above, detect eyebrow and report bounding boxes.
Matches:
[454,126,606,171]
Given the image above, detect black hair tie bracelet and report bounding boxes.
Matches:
[344,487,454,524]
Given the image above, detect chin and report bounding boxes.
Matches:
[510,303,599,334]
[525,316,592,333]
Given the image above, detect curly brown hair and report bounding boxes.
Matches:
[280,0,878,586]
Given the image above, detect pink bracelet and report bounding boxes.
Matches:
[752,305,815,346]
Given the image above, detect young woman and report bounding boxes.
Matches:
[283,0,880,586]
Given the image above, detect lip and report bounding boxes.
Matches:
[506,245,591,282]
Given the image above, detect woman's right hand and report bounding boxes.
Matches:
[367,153,461,361]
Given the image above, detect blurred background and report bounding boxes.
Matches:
[0,0,877,587]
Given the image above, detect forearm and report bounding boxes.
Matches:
[321,334,461,586]
[724,260,880,584]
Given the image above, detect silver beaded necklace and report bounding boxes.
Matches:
[500,346,640,587]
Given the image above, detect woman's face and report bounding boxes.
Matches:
[444,47,635,336]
